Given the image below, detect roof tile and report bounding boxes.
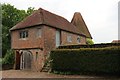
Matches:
[10,8,86,36]
[71,12,92,38]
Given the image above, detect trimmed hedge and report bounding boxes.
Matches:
[58,43,120,49]
[50,46,120,74]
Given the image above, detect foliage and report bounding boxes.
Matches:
[0,58,2,64]
[2,3,35,57]
[86,38,94,45]
[2,49,14,65]
[50,46,120,75]
[26,7,35,16]
[58,43,120,49]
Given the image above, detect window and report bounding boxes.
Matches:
[19,30,28,38]
[36,28,42,38]
[77,36,81,43]
[67,35,72,42]
[36,52,38,61]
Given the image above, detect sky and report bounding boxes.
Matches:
[1,0,119,43]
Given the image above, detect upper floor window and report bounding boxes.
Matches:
[19,30,28,38]
[36,28,42,38]
[67,35,72,42]
[77,36,81,43]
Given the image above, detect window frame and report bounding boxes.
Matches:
[36,28,42,38]
[77,36,81,43]
[19,30,28,39]
[67,35,72,42]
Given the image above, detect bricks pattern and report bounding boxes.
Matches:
[11,25,86,71]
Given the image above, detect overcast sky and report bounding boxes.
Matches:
[1,0,119,43]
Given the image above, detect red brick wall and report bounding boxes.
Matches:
[11,26,45,71]
[43,26,86,57]
[29,49,44,71]
[11,25,86,71]
[43,26,56,57]
[11,26,44,49]
[11,25,86,51]
[61,31,86,45]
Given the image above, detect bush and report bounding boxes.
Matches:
[58,43,120,49]
[86,38,94,45]
[2,49,15,65]
[50,46,120,74]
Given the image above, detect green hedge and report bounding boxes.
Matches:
[50,46,120,74]
[58,43,120,49]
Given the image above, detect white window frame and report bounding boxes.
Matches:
[19,30,28,39]
[67,35,72,42]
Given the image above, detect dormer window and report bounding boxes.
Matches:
[19,30,28,38]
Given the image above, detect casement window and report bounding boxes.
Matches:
[77,36,81,43]
[67,35,72,42]
[19,30,28,38]
[36,28,42,38]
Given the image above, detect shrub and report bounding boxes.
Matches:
[2,49,15,65]
[58,43,120,49]
[50,46,120,74]
[86,38,94,45]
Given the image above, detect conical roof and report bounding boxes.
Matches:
[71,12,92,39]
[10,8,85,36]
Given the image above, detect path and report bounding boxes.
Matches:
[1,70,120,79]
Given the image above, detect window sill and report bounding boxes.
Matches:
[19,38,28,40]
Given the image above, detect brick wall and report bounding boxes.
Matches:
[29,49,44,71]
[11,25,86,71]
[11,26,44,49]
[61,31,86,45]
[43,26,86,56]
[43,26,56,57]
[11,25,86,52]
[11,26,45,71]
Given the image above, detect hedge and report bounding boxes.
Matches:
[58,43,120,49]
[50,46,120,74]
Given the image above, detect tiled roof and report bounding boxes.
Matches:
[111,40,120,43]
[10,8,85,36]
[71,12,92,39]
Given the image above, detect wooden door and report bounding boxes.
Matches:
[20,51,32,70]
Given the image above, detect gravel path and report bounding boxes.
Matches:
[1,70,120,79]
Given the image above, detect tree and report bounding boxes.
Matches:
[86,38,94,45]
[2,3,35,57]
[0,3,2,58]
[26,7,35,16]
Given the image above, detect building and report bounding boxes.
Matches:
[111,40,120,43]
[10,8,92,71]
